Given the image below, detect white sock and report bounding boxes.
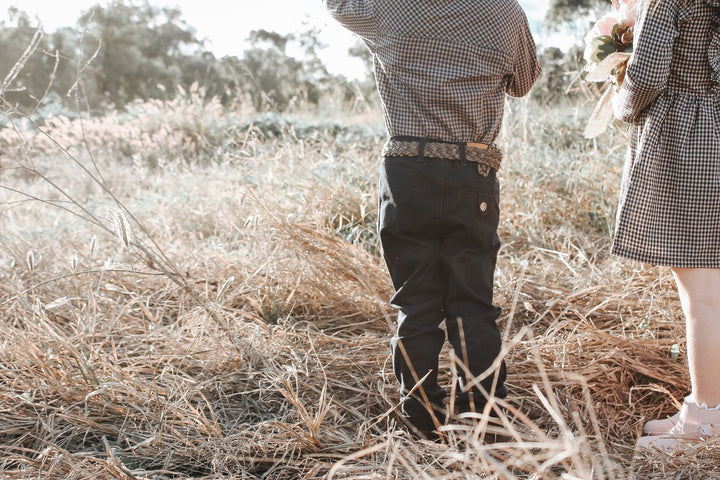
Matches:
[688,393,720,410]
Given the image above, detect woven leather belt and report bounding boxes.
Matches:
[381,139,502,177]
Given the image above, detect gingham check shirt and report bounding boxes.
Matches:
[326,0,541,144]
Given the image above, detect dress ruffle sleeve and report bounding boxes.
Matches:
[708,1,720,84]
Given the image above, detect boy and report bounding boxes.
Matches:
[326,0,541,438]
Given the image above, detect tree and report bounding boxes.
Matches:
[545,0,607,32]
[1,3,377,116]
[79,0,204,109]
[0,8,60,112]
[239,29,332,111]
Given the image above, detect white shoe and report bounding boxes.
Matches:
[637,397,720,451]
[642,401,684,436]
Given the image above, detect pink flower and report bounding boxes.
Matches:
[594,12,621,36]
[618,0,638,27]
[583,12,620,62]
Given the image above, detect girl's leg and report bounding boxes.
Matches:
[637,268,720,449]
[672,267,720,407]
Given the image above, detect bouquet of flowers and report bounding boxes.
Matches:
[583,0,638,138]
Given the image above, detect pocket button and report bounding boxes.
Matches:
[480,201,488,212]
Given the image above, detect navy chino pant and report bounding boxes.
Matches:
[377,145,507,431]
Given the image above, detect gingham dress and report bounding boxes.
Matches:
[612,0,720,267]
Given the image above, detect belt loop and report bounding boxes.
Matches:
[418,139,426,161]
[459,143,466,162]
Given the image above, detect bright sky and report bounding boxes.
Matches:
[2,0,558,79]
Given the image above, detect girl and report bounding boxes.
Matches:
[612,0,720,450]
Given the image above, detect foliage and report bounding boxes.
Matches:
[0,2,373,115]
[531,45,587,104]
[78,1,203,109]
[546,0,608,28]
[239,29,329,111]
[0,8,81,114]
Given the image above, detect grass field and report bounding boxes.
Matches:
[1,85,719,479]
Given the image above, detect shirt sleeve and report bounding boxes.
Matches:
[325,0,378,47]
[505,12,542,98]
[612,0,678,123]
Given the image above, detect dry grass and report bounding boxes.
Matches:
[1,86,718,479]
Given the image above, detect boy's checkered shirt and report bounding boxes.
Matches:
[326,0,541,145]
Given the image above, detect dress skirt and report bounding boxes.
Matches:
[612,90,720,268]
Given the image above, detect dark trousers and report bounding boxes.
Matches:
[378,151,507,430]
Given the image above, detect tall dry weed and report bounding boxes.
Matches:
[1,70,715,478]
